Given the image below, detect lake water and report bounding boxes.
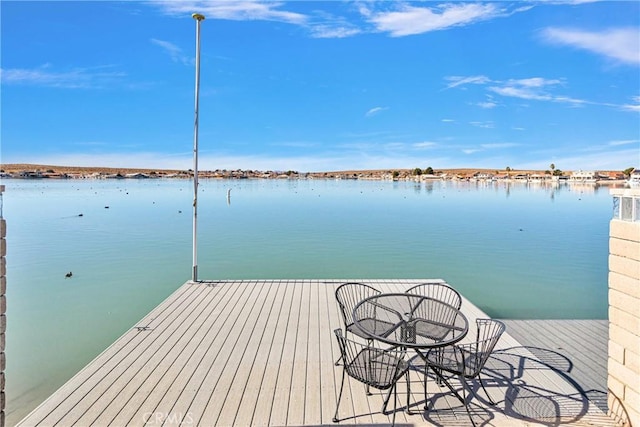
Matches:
[3,178,613,424]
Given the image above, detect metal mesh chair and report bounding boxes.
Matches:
[406,282,462,311]
[425,318,506,426]
[405,282,464,407]
[334,282,381,365]
[333,329,410,425]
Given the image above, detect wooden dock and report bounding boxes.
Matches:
[17,280,616,426]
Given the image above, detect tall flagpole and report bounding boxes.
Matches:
[192,13,205,282]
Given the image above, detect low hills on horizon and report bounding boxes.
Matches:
[1,163,627,177]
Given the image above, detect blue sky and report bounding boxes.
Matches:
[1,1,639,172]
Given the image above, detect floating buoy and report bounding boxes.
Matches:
[65,271,73,278]
[78,213,83,217]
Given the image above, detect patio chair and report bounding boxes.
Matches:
[405,281,462,311]
[425,318,506,426]
[405,282,463,403]
[334,282,381,365]
[333,329,411,426]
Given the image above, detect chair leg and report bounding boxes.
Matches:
[424,363,428,411]
[478,372,496,405]
[334,354,342,366]
[333,368,346,423]
[406,371,412,415]
[459,375,477,427]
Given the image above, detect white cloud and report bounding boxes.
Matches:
[481,143,519,149]
[365,3,501,37]
[541,27,640,65]
[309,25,361,39]
[0,65,125,89]
[446,75,637,111]
[620,96,640,112]
[444,75,491,90]
[609,139,639,147]
[151,38,193,65]
[477,101,498,109]
[488,77,590,106]
[365,106,388,117]
[469,121,495,129]
[151,1,307,25]
[413,141,437,149]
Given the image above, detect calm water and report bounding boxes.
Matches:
[3,178,612,423]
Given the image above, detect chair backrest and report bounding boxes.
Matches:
[406,282,462,309]
[407,283,462,338]
[333,329,407,390]
[460,318,506,377]
[335,282,381,328]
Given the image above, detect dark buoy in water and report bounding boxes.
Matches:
[105,206,109,209]
[78,213,83,217]
[65,271,73,278]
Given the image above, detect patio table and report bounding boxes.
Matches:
[352,292,469,413]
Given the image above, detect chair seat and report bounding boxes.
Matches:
[348,348,409,390]
[347,318,394,339]
[414,319,451,341]
[426,346,483,378]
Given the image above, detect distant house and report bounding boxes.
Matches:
[569,170,597,183]
[125,173,150,179]
[601,171,626,180]
[529,174,551,182]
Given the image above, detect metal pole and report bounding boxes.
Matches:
[192,13,205,282]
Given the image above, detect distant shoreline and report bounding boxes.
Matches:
[0,163,629,183]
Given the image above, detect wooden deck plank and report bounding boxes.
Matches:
[159,281,257,425]
[214,280,282,426]
[267,281,303,426]
[196,281,277,426]
[286,280,311,425]
[17,279,618,427]
[303,281,322,425]
[249,281,296,426]
[116,281,238,426]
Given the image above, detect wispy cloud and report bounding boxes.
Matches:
[306,10,361,38]
[470,121,495,129]
[444,75,491,90]
[151,38,193,65]
[462,148,483,155]
[365,106,388,117]
[541,27,640,66]
[309,25,361,38]
[413,141,437,149]
[620,96,640,112]
[362,3,503,37]
[477,101,498,109]
[481,143,519,149]
[0,64,125,89]
[445,75,627,109]
[151,1,307,25]
[608,139,639,147]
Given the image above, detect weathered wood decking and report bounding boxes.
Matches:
[17,280,616,427]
